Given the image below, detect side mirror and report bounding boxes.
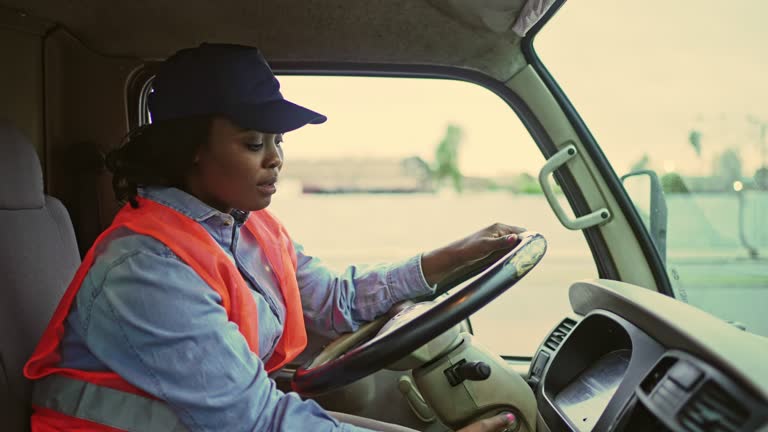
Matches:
[621,170,668,262]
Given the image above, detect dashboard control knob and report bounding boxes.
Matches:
[445,360,492,386]
[459,361,492,381]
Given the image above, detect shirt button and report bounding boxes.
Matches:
[264,265,271,273]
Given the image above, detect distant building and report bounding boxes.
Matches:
[281,157,433,194]
[683,175,752,192]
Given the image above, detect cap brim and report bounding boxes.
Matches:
[228,99,327,134]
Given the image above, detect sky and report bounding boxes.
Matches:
[278,0,768,178]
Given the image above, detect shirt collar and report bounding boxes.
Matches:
[139,186,243,223]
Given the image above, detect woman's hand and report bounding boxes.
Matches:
[421,223,526,286]
[456,412,517,432]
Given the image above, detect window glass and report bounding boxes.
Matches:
[535,1,768,335]
[268,76,596,356]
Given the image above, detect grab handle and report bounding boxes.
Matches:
[538,144,610,230]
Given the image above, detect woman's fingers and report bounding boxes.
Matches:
[421,223,529,285]
[489,223,526,237]
[456,412,517,432]
[483,224,526,251]
[488,233,520,249]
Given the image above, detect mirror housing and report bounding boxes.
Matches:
[621,170,668,262]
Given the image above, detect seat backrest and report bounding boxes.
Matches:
[0,121,81,431]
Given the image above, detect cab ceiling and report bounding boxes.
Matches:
[0,0,534,80]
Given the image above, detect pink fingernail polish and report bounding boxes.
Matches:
[507,234,518,243]
[505,412,516,424]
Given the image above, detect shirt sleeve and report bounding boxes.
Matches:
[76,248,373,432]
[294,242,435,338]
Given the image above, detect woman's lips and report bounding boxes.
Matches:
[255,180,277,195]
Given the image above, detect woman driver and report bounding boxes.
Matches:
[24,43,521,432]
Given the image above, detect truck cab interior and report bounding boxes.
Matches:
[1,1,767,431]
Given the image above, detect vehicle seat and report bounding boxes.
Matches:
[0,121,81,432]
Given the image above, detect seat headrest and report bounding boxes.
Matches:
[0,120,44,209]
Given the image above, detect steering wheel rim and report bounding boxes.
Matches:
[292,231,547,396]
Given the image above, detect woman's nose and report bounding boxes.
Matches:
[263,141,283,169]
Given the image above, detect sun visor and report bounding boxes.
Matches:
[427,0,555,36]
[511,0,556,36]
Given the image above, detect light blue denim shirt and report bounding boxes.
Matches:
[58,186,434,432]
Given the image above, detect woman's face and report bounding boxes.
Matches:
[187,117,284,212]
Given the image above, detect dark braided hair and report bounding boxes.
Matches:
[105,115,215,208]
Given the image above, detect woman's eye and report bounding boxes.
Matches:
[246,142,264,151]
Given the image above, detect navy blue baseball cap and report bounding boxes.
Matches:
[148,43,326,134]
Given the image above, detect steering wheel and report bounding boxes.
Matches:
[292,231,547,396]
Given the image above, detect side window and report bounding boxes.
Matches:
[535,1,768,336]
[271,76,596,357]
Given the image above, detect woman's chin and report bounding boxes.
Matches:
[245,195,273,212]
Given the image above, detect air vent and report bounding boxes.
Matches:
[679,382,749,432]
[544,318,577,351]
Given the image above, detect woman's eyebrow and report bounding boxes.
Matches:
[239,130,265,140]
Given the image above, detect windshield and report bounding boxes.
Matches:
[270,76,597,357]
[535,0,768,336]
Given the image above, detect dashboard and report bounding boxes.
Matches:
[528,280,768,432]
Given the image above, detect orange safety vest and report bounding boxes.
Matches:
[24,197,307,431]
